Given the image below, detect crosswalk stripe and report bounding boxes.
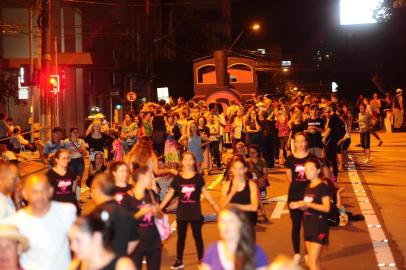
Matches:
[348,156,398,270]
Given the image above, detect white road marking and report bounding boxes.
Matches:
[206,174,223,190]
[263,195,288,219]
[348,156,397,270]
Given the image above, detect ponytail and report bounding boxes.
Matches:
[73,209,115,251]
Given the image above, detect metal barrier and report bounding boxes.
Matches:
[0,127,47,142]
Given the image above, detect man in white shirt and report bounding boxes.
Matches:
[0,163,18,221]
[1,174,76,270]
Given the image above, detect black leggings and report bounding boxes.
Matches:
[326,141,338,178]
[210,141,221,167]
[133,248,161,270]
[290,208,303,254]
[177,220,204,262]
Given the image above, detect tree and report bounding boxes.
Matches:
[0,70,21,112]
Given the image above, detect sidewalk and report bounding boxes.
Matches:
[17,151,48,176]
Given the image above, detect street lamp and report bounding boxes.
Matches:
[229,23,261,51]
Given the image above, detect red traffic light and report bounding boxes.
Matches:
[49,75,60,94]
[49,77,57,85]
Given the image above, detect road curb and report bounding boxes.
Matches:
[20,163,48,177]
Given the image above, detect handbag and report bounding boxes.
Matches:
[148,190,171,241]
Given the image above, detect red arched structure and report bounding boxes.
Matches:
[205,89,241,112]
[193,50,259,103]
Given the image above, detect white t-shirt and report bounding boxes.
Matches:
[1,201,76,270]
[0,193,16,221]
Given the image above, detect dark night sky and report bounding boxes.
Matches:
[227,0,406,98]
[231,0,338,54]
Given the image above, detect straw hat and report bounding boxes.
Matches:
[0,225,29,251]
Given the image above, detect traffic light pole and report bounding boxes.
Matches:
[53,36,59,127]
[40,0,52,141]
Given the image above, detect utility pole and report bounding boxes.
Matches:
[145,0,155,101]
[53,36,59,127]
[40,0,52,140]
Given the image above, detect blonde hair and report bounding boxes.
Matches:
[90,120,102,134]
[125,136,153,171]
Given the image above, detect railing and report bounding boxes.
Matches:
[0,127,47,142]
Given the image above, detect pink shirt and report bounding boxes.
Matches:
[276,118,290,137]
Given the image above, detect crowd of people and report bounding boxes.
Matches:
[0,88,403,270]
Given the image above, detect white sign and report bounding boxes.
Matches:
[126,91,137,102]
[340,0,383,25]
[281,60,292,67]
[18,88,29,100]
[157,87,169,102]
[332,82,338,92]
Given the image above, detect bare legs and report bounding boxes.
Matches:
[305,241,323,270]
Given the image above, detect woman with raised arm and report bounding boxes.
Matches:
[160,152,219,269]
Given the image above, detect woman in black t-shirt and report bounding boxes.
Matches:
[46,149,79,211]
[290,158,331,270]
[160,151,220,269]
[285,132,315,264]
[84,121,113,161]
[110,161,131,206]
[122,165,162,270]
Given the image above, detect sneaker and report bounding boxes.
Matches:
[259,217,271,224]
[171,260,184,269]
[292,254,301,265]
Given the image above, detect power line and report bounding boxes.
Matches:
[63,0,246,7]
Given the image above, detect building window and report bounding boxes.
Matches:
[228,63,253,83]
[196,64,216,84]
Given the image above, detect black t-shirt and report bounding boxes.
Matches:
[260,119,275,137]
[198,126,210,137]
[305,118,324,148]
[93,200,139,256]
[85,133,113,152]
[170,174,205,221]
[285,153,316,202]
[114,185,132,206]
[122,190,161,252]
[327,114,345,143]
[303,182,331,216]
[291,122,305,137]
[46,169,77,205]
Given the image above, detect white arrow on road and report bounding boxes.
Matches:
[262,194,288,219]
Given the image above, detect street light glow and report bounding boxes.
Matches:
[251,23,260,30]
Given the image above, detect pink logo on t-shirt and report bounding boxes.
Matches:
[114,193,124,205]
[143,211,153,224]
[294,164,306,181]
[57,180,72,194]
[304,194,314,203]
[181,185,196,202]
